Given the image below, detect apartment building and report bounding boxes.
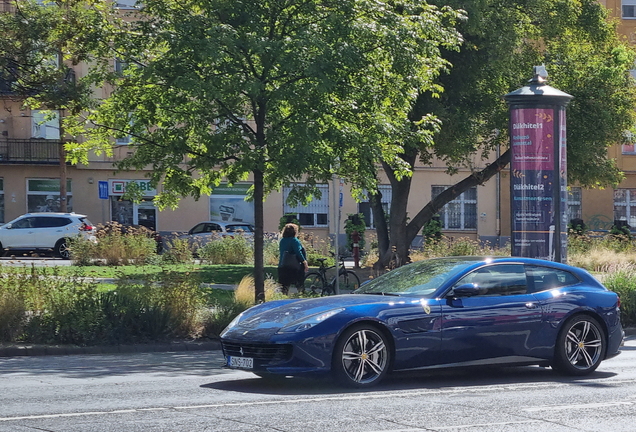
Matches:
[0,0,630,248]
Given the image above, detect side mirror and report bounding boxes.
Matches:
[452,283,481,297]
[4,223,12,229]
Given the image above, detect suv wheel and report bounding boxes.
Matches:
[54,239,70,259]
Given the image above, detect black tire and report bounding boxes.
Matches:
[302,272,326,295]
[335,270,361,293]
[551,314,606,376]
[0,242,5,257]
[332,324,391,388]
[54,239,70,259]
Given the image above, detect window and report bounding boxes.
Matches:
[614,189,636,227]
[431,186,477,230]
[31,110,60,139]
[526,266,580,293]
[453,264,527,296]
[26,178,72,213]
[114,58,129,75]
[568,187,582,221]
[0,178,4,223]
[115,114,133,145]
[34,217,71,228]
[115,0,139,9]
[624,0,636,18]
[283,184,329,227]
[358,185,391,228]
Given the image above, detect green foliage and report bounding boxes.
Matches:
[198,236,253,265]
[344,213,366,251]
[69,222,159,266]
[600,267,636,327]
[610,224,633,241]
[162,237,195,264]
[422,217,443,245]
[279,215,301,232]
[0,264,206,344]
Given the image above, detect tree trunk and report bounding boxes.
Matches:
[375,149,511,269]
[253,169,265,303]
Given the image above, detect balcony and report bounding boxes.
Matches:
[0,138,62,164]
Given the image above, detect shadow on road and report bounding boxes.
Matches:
[202,365,618,395]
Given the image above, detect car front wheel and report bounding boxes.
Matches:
[552,314,606,376]
[332,324,390,388]
[54,239,70,259]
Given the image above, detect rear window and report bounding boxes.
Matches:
[526,265,580,293]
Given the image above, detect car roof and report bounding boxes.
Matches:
[22,212,88,217]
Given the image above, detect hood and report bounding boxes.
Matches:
[222,294,392,341]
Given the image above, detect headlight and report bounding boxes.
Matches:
[277,308,345,334]
[219,311,245,337]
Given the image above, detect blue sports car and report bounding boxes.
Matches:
[220,257,624,387]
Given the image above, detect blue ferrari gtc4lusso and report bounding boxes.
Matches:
[221,257,624,388]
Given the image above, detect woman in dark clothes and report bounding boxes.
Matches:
[278,223,308,294]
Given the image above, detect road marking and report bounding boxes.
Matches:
[523,400,635,412]
[369,420,541,432]
[2,378,636,422]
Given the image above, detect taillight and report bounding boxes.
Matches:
[617,296,621,309]
[80,224,93,231]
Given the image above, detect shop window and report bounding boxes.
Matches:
[358,185,391,228]
[283,184,329,227]
[431,186,477,230]
[26,178,72,213]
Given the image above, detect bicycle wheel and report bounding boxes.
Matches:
[333,270,361,293]
[302,272,326,294]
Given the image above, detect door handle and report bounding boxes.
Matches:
[525,302,538,309]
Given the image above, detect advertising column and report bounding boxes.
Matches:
[504,67,572,262]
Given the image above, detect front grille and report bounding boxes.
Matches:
[222,341,292,364]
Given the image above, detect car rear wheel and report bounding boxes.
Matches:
[54,239,70,259]
[332,324,390,388]
[552,314,606,376]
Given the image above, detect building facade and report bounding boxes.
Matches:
[0,0,632,250]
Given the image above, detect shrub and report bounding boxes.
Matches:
[198,235,253,264]
[162,236,194,264]
[599,264,636,327]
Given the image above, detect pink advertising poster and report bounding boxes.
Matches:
[511,108,555,171]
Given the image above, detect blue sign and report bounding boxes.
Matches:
[98,181,109,200]
[339,192,343,208]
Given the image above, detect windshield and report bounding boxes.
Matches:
[355,257,485,296]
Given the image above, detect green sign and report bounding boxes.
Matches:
[28,179,72,193]
[211,183,251,195]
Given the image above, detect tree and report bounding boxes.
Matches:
[69,0,464,302]
[0,0,114,210]
[362,0,636,269]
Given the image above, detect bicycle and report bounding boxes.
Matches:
[302,254,361,296]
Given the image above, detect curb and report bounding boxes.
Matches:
[0,340,221,358]
[2,329,634,358]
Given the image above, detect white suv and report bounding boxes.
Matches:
[0,213,96,259]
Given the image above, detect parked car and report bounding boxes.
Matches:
[0,212,96,259]
[178,221,255,248]
[221,256,624,388]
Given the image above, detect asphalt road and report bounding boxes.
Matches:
[1,336,635,432]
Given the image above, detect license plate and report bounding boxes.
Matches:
[228,356,254,369]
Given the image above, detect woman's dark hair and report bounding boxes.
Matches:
[282,223,299,238]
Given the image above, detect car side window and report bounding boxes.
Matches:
[12,217,35,229]
[35,217,71,228]
[191,223,206,234]
[526,266,580,293]
[453,264,528,296]
[210,224,222,232]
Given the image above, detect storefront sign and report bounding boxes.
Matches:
[108,179,157,197]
